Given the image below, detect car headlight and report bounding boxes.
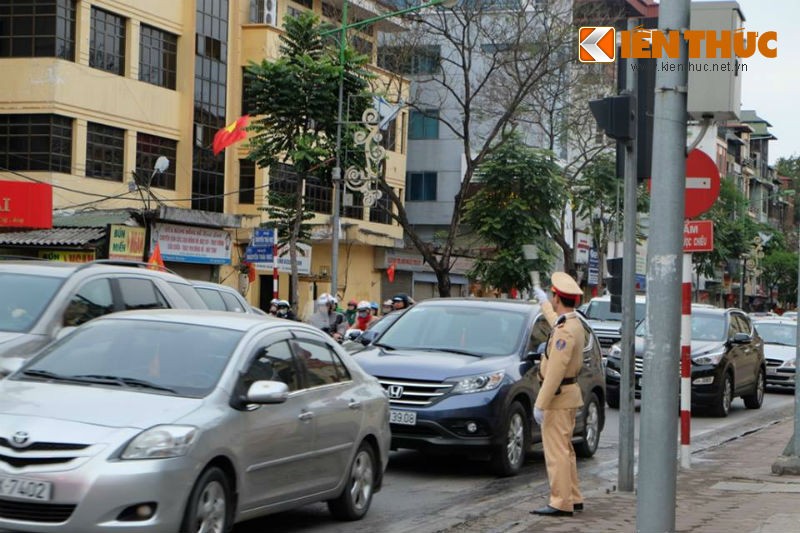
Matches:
[692,348,725,366]
[780,359,796,369]
[121,425,197,460]
[450,371,505,394]
[608,344,622,358]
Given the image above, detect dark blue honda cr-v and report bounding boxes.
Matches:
[351,298,606,476]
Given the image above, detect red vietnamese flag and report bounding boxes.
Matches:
[212,115,250,155]
[147,242,165,270]
[387,260,397,283]
[247,261,257,283]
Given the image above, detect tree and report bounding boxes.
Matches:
[762,249,799,308]
[464,134,564,293]
[246,12,371,307]
[375,1,585,296]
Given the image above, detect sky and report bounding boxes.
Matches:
[732,0,800,163]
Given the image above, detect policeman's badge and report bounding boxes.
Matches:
[555,339,567,351]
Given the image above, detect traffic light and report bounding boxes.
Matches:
[606,257,623,313]
[588,94,636,142]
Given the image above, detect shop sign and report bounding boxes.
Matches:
[0,181,53,228]
[108,225,146,261]
[151,223,232,265]
[38,250,95,263]
[254,242,312,275]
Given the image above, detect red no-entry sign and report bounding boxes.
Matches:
[684,149,720,219]
[683,220,714,253]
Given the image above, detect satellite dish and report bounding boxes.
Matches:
[154,156,170,173]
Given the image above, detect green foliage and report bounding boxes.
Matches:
[761,250,798,306]
[464,134,564,292]
[776,155,800,178]
[261,190,314,246]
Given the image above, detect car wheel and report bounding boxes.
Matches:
[490,401,529,477]
[327,441,376,521]
[606,391,620,409]
[711,373,733,417]
[575,392,601,458]
[181,466,232,533]
[743,368,765,409]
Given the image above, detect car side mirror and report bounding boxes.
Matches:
[246,380,289,404]
[526,342,547,362]
[731,332,751,344]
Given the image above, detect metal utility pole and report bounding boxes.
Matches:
[637,1,690,531]
[618,17,638,494]
[794,236,800,455]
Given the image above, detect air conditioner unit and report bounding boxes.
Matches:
[263,0,276,25]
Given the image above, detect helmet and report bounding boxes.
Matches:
[392,293,411,306]
[276,300,290,308]
[357,300,371,311]
[270,298,279,305]
[348,299,358,307]
[370,301,379,311]
[317,293,332,306]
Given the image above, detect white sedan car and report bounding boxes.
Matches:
[754,318,797,389]
[0,311,390,532]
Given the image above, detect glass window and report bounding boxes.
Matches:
[89,6,125,75]
[0,0,76,60]
[19,319,243,398]
[63,279,114,327]
[380,117,397,152]
[377,45,440,75]
[247,341,300,391]
[0,114,72,172]
[139,24,177,89]
[86,122,124,181]
[755,323,797,346]
[369,191,393,224]
[196,287,227,311]
[408,109,439,140]
[0,273,63,333]
[220,292,245,312]
[406,172,437,201]
[136,133,177,190]
[118,278,169,310]
[291,340,350,387]
[166,282,208,309]
[239,159,255,204]
[585,300,646,322]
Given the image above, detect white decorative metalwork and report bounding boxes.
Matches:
[344,107,384,207]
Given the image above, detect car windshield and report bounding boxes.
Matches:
[167,281,208,309]
[377,305,527,356]
[635,313,727,342]
[17,319,244,398]
[0,273,63,333]
[755,323,797,346]
[585,300,646,322]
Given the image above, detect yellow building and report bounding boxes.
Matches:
[0,0,408,316]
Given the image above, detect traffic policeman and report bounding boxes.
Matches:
[531,272,585,517]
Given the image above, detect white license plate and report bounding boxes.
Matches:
[0,476,52,501]
[389,410,417,426]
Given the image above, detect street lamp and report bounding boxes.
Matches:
[323,0,457,300]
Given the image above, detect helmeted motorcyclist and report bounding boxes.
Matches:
[354,300,377,331]
[307,293,346,340]
[275,300,296,321]
[344,299,358,326]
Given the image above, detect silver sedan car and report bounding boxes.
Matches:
[0,311,390,532]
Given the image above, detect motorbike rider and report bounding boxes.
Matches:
[391,293,413,312]
[307,293,346,340]
[275,300,296,321]
[344,299,358,326]
[268,298,279,316]
[354,300,377,331]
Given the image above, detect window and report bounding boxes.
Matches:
[247,341,300,391]
[380,117,397,152]
[0,0,76,60]
[342,191,364,220]
[292,0,313,8]
[63,279,114,327]
[239,159,256,204]
[291,340,350,387]
[408,110,439,140]
[197,287,227,311]
[86,122,124,181]
[136,133,177,190]
[369,190,393,224]
[117,279,168,310]
[351,35,373,58]
[241,67,256,115]
[269,162,299,196]
[378,45,440,75]
[220,292,245,312]
[139,24,177,89]
[305,175,332,214]
[406,171,437,201]
[89,6,126,75]
[0,114,72,172]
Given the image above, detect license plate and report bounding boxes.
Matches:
[389,409,417,426]
[0,476,52,501]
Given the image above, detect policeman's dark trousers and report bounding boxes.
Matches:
[541,408,582,512]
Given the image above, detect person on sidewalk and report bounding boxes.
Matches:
[530,272,585,518]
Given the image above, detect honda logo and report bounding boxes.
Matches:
[387,385,404,399]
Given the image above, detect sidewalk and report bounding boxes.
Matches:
[446,418,800,533]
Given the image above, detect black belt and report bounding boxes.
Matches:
[561,377,577,385]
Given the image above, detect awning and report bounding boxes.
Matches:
[413,272,469,285]
[0,227,106,246]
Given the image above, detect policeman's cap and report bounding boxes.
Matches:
[550,272,582,298]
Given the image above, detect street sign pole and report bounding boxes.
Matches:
[637,0,690,530]
[618,16,638,494]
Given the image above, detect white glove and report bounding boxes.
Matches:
[533,286,548,304]
[534,407,544,425]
